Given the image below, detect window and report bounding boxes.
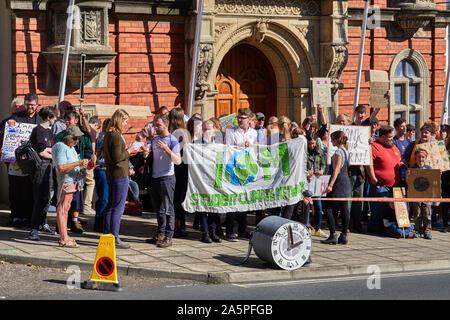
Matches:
[390,49,428,133]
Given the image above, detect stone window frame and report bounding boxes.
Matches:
[389,49,429,131]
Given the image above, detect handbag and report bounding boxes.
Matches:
[124,184,143,216]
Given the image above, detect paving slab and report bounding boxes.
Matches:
[1,211,450,284]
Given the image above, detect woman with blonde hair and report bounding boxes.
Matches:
[278,116,291,142]
[103,109,134,249]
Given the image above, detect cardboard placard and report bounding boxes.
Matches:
[219,114,237,132]
[393,187,411,228]
[415,141,450,171]
[1,122,37,162]
[311,77,332,108]
[308,175,331,197]
[327,125,372,165]
[368,70,390,109]
[406,169,441,199]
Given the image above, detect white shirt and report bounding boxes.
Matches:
[224,126,258,146]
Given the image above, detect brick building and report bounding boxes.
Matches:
[0,0,449,201]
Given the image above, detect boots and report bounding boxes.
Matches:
[321,233,338,245]
[201,232,212,243]
[338,233,348,245]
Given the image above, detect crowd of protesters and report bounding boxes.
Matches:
[1,93,450,250]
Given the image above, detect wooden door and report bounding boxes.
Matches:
[215,44,276,118]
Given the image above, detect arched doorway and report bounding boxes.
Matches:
[214,44,277,118]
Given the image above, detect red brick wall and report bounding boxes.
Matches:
[11,14,185,140]
[339,2,447,125]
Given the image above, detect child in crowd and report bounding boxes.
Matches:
[405,149,433,240]
[306,135,328,238]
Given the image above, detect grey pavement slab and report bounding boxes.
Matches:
[1,210,450,284]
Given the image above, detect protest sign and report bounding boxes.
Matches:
[392,187,411,228]
[182,137,308,213]
[311,77,332,108]
[1,122,36,162]
[308,175,330,197]
[415,141,450,171]
[368,70,389,109]
[327,125,372,165]
[407,169,441,199]
[219,114,237,132]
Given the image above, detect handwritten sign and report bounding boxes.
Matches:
[311,77,332,108]
[393,187,410,228]
[1,122,36,162]
[407,169,441,199]
[415,141,450,171]
[219,114,237,132]
[368,70,390,109]
[308,175,331,197]
[327,125,372,165]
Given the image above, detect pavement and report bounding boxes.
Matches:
[1,209,450,284]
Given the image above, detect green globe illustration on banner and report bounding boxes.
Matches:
[225,150,259,186]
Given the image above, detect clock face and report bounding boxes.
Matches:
[271,222,312,270]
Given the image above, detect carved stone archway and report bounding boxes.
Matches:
[187,0,349,124]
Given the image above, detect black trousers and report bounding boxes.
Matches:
[326,200,349,235]
[30,163,53,229]
[226,212,247,235]
[199,212,218,233]
[8,174,33,221]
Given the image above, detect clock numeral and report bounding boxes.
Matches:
[294,260,299,266]
[278,258,284,265]
[273,250,278,256]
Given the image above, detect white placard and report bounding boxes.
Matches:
[327,124,372,165]
[308,175,331,197]
[1,122,37,162]
[311,77,332,108]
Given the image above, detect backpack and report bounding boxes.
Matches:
[15,140,42,175]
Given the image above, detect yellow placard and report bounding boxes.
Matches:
[89,234,119,284]
[393,187,411,228]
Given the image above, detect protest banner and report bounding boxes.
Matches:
[407,169,441,199]
[415,141,450,171]
[219,114,237,132]
[308,175,330,197]
[311,77,332,108]
[392,187,411,228]
[1,122,36,162]
[327,124,372,165]
[182,137,308,213]
[368,70,390,109]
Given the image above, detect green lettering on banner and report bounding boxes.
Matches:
[250,190,261,203]
[283,187,289,200]
[200,194,209,206]
[190,194,199,206]
[269,189,275,201]
[213,194,220,207]
[260,143,290,180]
[215,152,224,188]
[230,194,237,206]
[276,187,282,201]
[238,192,246,205]
[220,194,228,206]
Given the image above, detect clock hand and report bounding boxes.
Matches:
[288,225,294,248]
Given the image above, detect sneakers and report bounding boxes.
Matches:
[28,229,39,241]
[314,229,329,238]
[70,220,84,234]
[146,234,165,245]
[157,237,172,248]
[225,234,239,242]
[82,208,96,215]
[39,224,57,235]
[424,233,432,240]
[115,237,131,249]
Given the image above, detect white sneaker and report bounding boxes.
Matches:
[82,208,96,215]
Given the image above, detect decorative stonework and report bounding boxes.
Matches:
[81,9,103,45]
[324,44,348,96]
[215,23,233,37]
[253,19,269,42]
[214,0,321,16]
[294,24,316,58]
[196,43,214,100]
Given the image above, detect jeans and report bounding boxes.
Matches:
[128,179,139,202]
[368,185,392,234]
[103,176,129,238]
[313,199,323,230]
[94,168,108,228]
[150,175,176,238]
[199,212,218,233]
